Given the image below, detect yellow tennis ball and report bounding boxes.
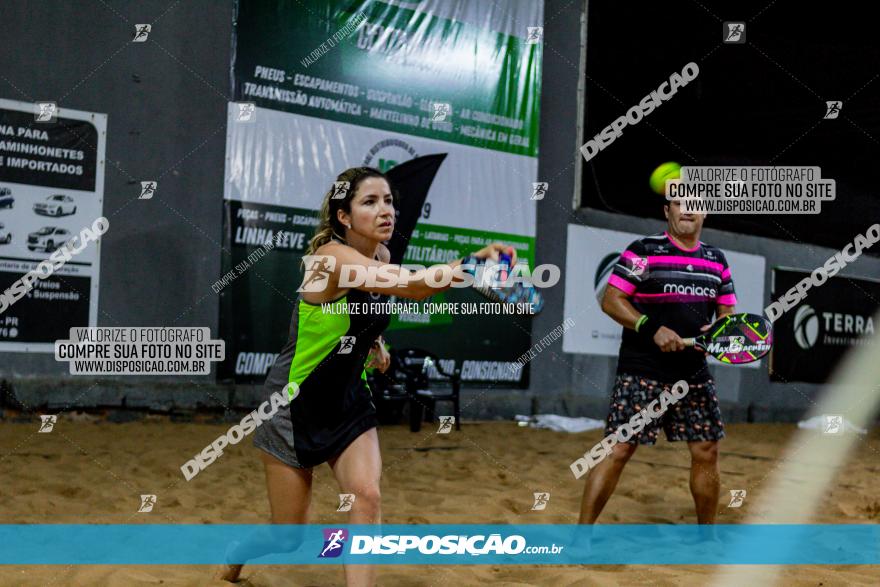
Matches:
[649,161,681,195]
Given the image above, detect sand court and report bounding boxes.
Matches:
[1,419,877,586]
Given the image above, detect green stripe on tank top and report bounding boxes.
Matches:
[287,296,351,398]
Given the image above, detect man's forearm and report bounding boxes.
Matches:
[716,305,735,319]
[602,290,667,343]
[603,295,644,330]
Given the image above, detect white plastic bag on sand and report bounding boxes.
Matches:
[797,415,867,435]
[514,414,605,433]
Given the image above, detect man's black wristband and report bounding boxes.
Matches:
[636,316,663,342]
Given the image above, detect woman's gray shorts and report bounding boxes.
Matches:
[252,371,306,469]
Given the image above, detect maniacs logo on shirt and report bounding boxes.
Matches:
[319,528,348,558]
[663,283,717,297]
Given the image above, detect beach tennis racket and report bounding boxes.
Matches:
[460,254,544,315]
[683,312,773,364]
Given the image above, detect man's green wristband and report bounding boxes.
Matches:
[636,315,663,342]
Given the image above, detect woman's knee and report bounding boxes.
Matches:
[352,485,382,512]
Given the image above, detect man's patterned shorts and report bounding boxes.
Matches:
[604,373,725,444]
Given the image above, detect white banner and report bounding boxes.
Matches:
[223,105,537,237]
[562,224,766,368]
[0,99,107,353]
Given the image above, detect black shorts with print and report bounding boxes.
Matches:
[604,373,725,445]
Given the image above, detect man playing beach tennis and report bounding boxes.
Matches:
[578,198,736,524]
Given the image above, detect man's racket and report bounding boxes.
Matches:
[684,312,773,364]
[460,254,544,314]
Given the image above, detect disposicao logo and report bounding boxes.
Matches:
[319,528,348,558]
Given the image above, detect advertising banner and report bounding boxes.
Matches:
[769,269,879,383]
[221,0,544,384]
[0,99,106,352]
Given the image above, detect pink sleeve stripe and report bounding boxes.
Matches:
[621,250,642,261]
[717,294,737,305]
[647,256,723,272]
[721,268,731,280]
[608,274,637,295]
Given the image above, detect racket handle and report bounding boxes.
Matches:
[682,337,697,348]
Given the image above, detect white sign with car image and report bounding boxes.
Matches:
[0,98,107,352]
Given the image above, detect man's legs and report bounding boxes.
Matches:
[578,442,638,524]
[688,440,720,523]
[579,373,660,524]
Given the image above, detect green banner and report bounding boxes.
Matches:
[222,0,544,385]
[234,0,542,156]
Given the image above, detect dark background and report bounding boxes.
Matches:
[581,0,879,252]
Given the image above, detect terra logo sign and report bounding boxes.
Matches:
[792,304,875,350]
[793,304,819,349]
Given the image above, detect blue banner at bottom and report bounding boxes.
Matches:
[2,525,877,565]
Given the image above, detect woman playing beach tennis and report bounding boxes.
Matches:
[218,166,514,586]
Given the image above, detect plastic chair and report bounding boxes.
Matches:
[394,348,461,432]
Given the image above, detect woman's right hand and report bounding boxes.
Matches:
[472,243,517,267]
